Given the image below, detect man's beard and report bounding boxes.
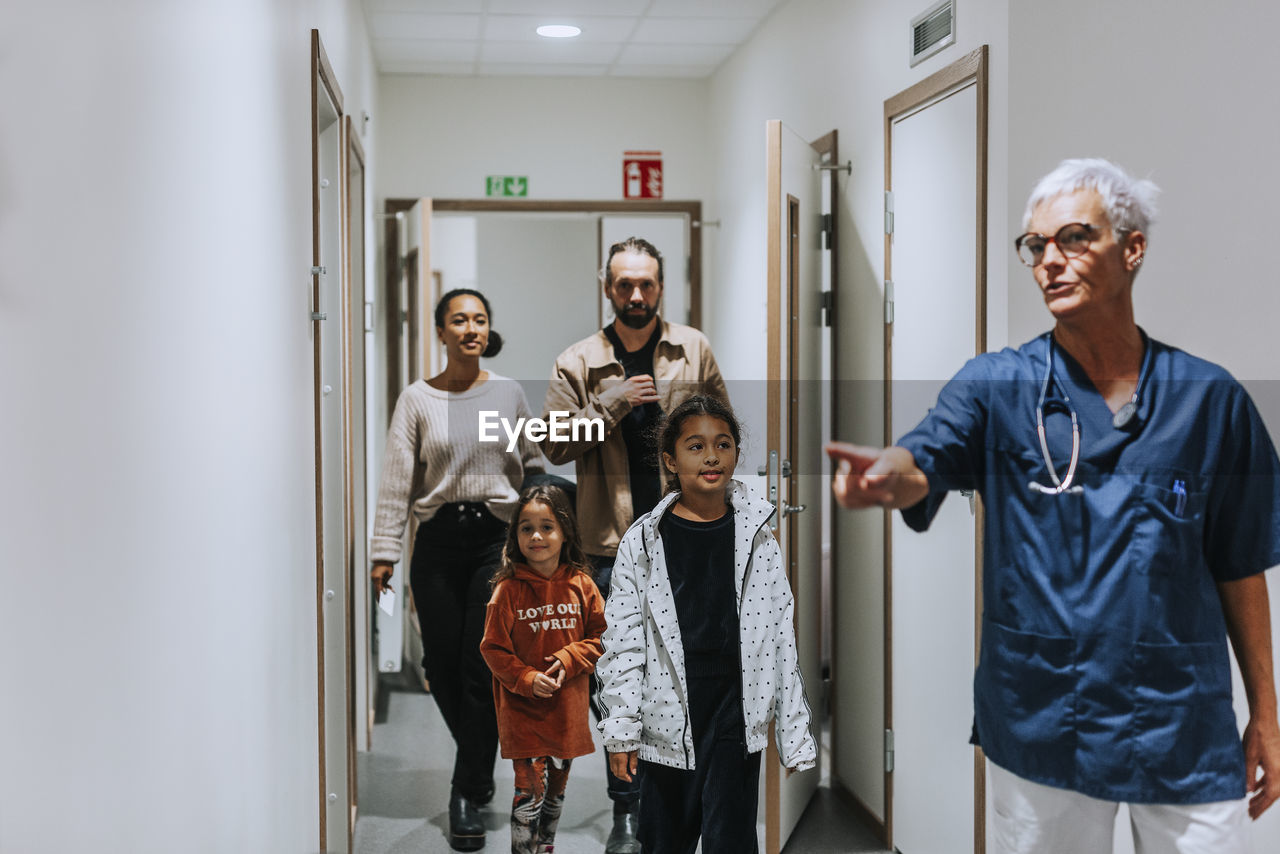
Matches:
[615,303,657,329]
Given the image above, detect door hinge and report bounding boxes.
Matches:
[364,300,375,333]
[757,450,780,532]
[820,212,834,249]
[884,191,894,236]
[819,290,834,327]
[310,265,326,276]
[884,279,894,325]
[885,728,895,773]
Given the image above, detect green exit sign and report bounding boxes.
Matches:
[486,175,528,197]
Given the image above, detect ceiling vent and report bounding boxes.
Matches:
[910,0,955,67]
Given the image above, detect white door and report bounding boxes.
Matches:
[313,57,351,851]
[765,119,824,854]
[888,81,981,854]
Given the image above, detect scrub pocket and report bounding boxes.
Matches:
[1132,640,1244,801]
[976,621,1076,783]
[1132,479,1208,583]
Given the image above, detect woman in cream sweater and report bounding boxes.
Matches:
[370,288,544,852]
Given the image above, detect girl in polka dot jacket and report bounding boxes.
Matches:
[597,394,816,854]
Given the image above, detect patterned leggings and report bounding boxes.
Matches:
[511,756,572,854]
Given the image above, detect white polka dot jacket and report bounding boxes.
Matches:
[596,480,817,772]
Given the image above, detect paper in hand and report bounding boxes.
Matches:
[378,587,396,617]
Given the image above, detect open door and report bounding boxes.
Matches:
[373,198,431,688]
[764,119,825,854]
[884,47,989,853]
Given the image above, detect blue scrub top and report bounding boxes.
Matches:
[898,331,1280,804]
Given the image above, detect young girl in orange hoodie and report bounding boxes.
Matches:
[480,484,607,854]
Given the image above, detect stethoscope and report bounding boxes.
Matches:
[1029,332,1150,495]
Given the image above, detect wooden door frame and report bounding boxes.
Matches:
[382,199,412,419]
[786,191,801,603]
[342,112,367,845]
[310,28,345,851]
[765,120,783,854]
[882,44,989,853]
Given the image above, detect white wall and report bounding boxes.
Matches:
[473,214,599,391]
[376,75,712,202]
[0,1,378,851]
[706,0,1010,820]
[1009,2,1280,847]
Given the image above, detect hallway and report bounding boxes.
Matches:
[354,676,889,854]
[10,3,1280,853]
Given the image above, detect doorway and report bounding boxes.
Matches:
[883,46,989,854]
[373,196,703,675]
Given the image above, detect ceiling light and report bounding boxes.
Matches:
[536,24,581,38]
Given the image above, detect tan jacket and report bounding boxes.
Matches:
[542,319,728,556]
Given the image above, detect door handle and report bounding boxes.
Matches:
[783,503,807,517]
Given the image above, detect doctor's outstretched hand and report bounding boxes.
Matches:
[825,442,930,511]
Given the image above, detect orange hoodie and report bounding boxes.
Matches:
[480,563,606,760]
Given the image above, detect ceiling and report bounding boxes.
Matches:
[363,0,790,78]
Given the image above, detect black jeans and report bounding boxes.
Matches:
[589,553,642,809]
[637,667,760,854]
[410,502,505,802]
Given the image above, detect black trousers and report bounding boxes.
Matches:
[588,553,642,808]
[637,669,761,854]
[409,502,504,802]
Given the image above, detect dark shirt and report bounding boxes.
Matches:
[659,508,738,676]
[603,323,663,521]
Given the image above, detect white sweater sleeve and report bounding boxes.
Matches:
[369,388,421,564]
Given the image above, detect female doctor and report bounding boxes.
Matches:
[827,158,1280,854]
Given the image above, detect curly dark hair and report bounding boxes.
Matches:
[656,394,742,494]
[492,485,593,586]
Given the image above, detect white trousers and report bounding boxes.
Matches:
[988,762,1252,854]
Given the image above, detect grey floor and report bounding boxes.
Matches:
[354,678,889,854]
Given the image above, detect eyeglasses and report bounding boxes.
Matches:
[1014,223,1098,267]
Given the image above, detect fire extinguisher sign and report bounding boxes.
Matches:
[623,151,663,199]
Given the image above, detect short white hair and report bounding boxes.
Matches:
[1022,158,1160,236]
